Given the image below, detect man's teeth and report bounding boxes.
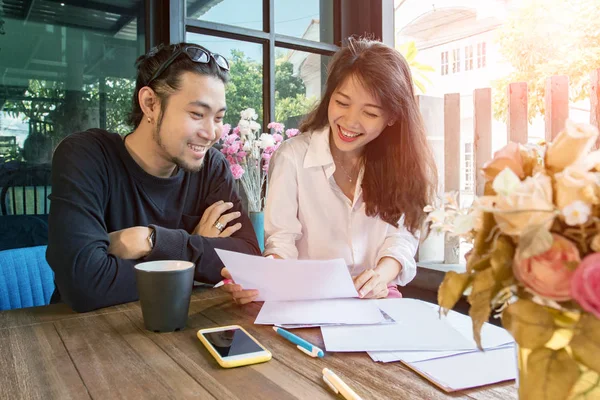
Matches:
[340,127,361,138]
[188,144,206,152]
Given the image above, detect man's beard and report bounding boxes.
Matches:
[153,121,206,174]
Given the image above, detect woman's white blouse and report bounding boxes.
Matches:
[264,126,419,286]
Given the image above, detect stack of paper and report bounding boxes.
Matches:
[215,250,517,391]
[216,249,384,327]
[255,299,385,325]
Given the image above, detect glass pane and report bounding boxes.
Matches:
[275,0,334,44]
[274,48,330,129]
[0,1,145,237]
[186,0,263,31]
[187,33,264,128]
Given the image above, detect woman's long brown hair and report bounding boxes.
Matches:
[300,37,438,234]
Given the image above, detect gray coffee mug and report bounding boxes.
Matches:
[135,260,195,332]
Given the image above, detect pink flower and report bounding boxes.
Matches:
[262,152,272,160]
[237,151,247,158]
[262,162,270,172]
[233,126,240,135]
[286,128,299,137]
[264,146,276,153]
[221,124,232,137]
[571,253,600,318]
[268,122,285,133]
[226,155,236,165]
[513,234,580,301]
[225,134,239,145]
[272,133,283,143]
[230,163,245,179]
[225,142,240,154]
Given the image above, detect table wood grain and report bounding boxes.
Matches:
[0,288,517,400]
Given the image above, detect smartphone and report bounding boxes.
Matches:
[197,325,272,368]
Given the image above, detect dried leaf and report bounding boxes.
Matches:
[501,299,555,349]
[438,271,471,313]
[521,348,580,400]
[518,225,553,260]
[491,235,515,282]
[473,213,496,255]
[468,255,491,273]
[468,268,497,349]
[570,313,600,374]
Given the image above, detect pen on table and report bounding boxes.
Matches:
[213,279,232,288]
[272,326,324,358]
[322,368,363,400]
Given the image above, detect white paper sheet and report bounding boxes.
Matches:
[368,300,515,363]
[321,300,476,352]
[215,249,358,301]
[369,343,515,363]
[255,299,385,325]
[405,346,517,392]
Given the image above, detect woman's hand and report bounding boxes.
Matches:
[220,268,260,305]
[353,268,389,299]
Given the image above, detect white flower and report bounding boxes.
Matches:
[240,108,258,120]
[453,213,476,235]
[425,208,445,224]
[258,133,276,149]
[239,126,252,139]
[243,141,252,152]
[562,200,591,226]
[249,121,261,132]
[492,167,521,196]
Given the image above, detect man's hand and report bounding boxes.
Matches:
[353,268,389,299]
[108,226,152,259]
[195,200,242,238]
[220,268,259,305]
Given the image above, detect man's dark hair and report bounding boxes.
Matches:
[128,43,230,128]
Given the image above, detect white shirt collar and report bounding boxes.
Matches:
[303,125,333,169]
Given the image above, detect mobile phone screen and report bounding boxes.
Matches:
[202,328,263,357]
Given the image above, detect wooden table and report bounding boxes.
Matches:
[0,288,517,399]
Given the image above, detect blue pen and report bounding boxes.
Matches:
[273,327,325,358]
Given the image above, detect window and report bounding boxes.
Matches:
[186,0,263,31]
[477,42,487,68]
[0,1,145,225]
[440,51,449,76]
[275,0,335,45]
[465,45,474,71]
[185,0,338,130]
[463,142,474,192]
[452,48,461,74]
[275,48,331,128]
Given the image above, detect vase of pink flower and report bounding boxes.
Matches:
[219,108,300,251]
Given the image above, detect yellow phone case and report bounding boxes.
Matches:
[197,325,272,368]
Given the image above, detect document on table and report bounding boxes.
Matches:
[255,299,385,325]
[368,300,515,362]
[403,346,517,392]
[321,299,477,352]
[215,249,358,301]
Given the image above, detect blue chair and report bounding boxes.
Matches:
[0,245,55,310]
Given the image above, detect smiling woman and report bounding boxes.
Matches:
[221,37,438,306]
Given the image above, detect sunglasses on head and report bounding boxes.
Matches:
[146,45,230,86]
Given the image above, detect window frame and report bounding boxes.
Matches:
[170,0,341,131]
[440,50,449,76]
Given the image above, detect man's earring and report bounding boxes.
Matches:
[147,117,152,123]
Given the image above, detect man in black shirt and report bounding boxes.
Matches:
[47,43,260,312]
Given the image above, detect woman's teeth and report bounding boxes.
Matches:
[340,127,361,138]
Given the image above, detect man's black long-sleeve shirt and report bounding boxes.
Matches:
[47,129,260,312]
